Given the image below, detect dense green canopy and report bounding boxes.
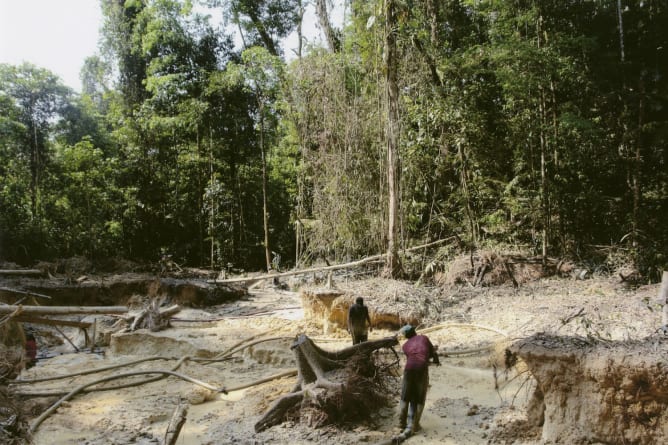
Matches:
[1,0,666,279]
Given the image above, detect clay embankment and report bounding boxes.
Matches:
[512,334,668,445]
[1,273,245,308]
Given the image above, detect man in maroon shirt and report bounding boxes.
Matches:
[25,331,38,368]
[398,324,439,435]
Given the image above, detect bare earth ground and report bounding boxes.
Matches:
[15,275,663,445]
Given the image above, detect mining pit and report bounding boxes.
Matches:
[1,264,667,444]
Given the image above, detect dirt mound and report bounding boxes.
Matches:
[301,278,439,333]
[437,251,574,287]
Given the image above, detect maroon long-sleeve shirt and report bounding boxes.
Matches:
[402,334,437,370]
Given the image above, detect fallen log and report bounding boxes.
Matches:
[254,335,399,432]
[0,287,52,300]
[14,315,92,329]
[0,269,43,276]
[213,237,458,284]
[0,305,127,315]
[164,401,189,445]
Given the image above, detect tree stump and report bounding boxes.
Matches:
[126,301,180,332]
[254,335,399,432]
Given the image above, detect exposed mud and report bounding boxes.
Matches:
[2,272,666,444]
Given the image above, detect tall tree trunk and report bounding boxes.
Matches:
[296,0,305,59]
[427,0,438,45]
[232,121,242,264]
[247,11,279,56]
[540,88,549,265]
[383,0,401,278]
[458,142,478,245]
[632,82,643,249]
[30,118,40,220]
[259,106,272,272]
[315,0,340,52]
[537,14,549,265]
[616,0,639,249]
[208,127,215,269]
[550,80,565,251]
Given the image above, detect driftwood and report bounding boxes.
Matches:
[214,237,458,284]
[164,401,189,445]
[254,335,399,432]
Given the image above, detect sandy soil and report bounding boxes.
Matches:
[14,276,663,445]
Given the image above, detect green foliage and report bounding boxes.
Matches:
[48,138,123,258]
[0,63,74,261]
[208,0,300,56]
[1,0,667,278]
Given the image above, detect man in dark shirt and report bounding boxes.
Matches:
[347,297,372,344]
[398,324,439,435]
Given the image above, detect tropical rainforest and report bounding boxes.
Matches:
[1,0,666,280]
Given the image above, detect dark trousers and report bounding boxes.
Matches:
[352,331,368,345]
[401,367,429,404]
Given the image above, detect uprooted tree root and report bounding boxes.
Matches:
[0,386,31,445]
[255,335,400,432]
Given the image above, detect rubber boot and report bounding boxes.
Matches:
[402,403,415,436]
[411,404,425,433]
[398,401,408,430]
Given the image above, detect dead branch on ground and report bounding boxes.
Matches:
[0,270,43,276]
[214,237,458,284]
[0,287,52,300]
[124,302,181,332]
[0,306,128,315]
[28,365,226,433]
[164,400,188,445]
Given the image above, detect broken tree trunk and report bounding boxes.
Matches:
[213,237,458,285]
[0,306,128,315]
[254,335,399,433]
[164,401,189,445]
[126,303,181,332]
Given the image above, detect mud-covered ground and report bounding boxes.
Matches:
[11,275,664,444]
